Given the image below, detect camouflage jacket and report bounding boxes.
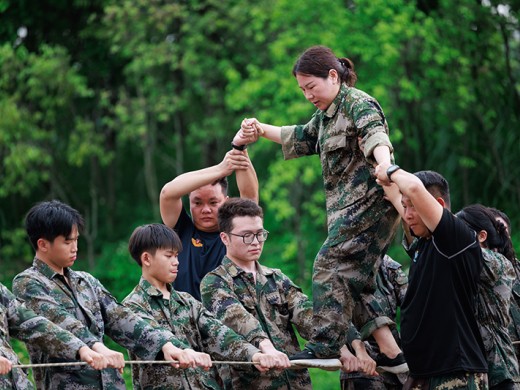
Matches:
[376,255,408,322]
[507,259,520,361]
[280,84,394,246]
[123,277,260,390]
[1,282,87,390]
[201,256,313,390]
[477,249,519,386]
[12,258,179,390]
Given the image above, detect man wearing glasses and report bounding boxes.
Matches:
[200,197,314,389]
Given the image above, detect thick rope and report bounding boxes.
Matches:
[12,360,256,369]
[12,359,342,371]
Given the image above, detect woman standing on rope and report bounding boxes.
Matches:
[232,45,406,372]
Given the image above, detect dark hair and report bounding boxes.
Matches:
[488,207,512,236]
[292,45,357,87]
[218,198,263,233]
[212,177,229,196]
[456,204,515,262]
[414,170,451,209]
[25,200,84,250]
[128,223,182,266]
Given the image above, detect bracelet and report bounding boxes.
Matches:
[386,164,400,182]
[231,142,247,151]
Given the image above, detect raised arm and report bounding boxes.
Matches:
[375,163,443,233]
[160,150,249,227]
[236,149,259,203]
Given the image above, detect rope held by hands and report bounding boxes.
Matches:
[12,358,342,371]
[12,360,255,369]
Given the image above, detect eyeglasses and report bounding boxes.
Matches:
[227,230,269,244]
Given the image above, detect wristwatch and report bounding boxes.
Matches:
[386,164,400,182]
[231,142,247,151]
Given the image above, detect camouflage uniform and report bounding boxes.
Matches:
[341,255,408,390]
[403,372,488,390]
[476,249,519,388]
[122,276,260,389]
[200,256,313,390]
[12,258,180,390]
[507,259,520,364]
[1,282,88,389]
[280,84,400,356]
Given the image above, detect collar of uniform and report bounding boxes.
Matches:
[33,257,71,280]
[138,276,174,299]
[221,256,274,278]
[323,83,348,118]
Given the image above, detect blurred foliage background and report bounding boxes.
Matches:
[1,0,519,387]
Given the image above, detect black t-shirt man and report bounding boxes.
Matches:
[174,208,226,300]
[401,208,488,377]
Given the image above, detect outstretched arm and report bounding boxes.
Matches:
[160,150,250,227]
[233,118,283,146]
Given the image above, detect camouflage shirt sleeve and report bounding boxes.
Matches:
[87,275,182,359]
[280,113,320,160]
[12,272,100,347]
[351,98,393,163]
[388,265,408,308]
[275,270,314,341]
[2,283,85,361]
[186,294,260,361]
[200,273,269,348]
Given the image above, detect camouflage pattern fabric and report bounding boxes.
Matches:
[123,276,260,390]
[12,258,179,390]
[476,249,519,387]
[341,256,408,389]
[403,372,488,390]
[341,376,402,390]
[280,84,399,356]
[507,259,520,364]
[201,256,313,390]
[1,282,87,389]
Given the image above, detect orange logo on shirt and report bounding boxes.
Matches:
[191,238,203,247]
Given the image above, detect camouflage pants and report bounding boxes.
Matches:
[403,373,489,390]
[308,206,399,357]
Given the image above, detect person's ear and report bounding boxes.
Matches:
[220,232,230,246]
[477,230,488,244]
[328,69,339,84]
[37,238,49,252]
[141,252,152,267]
[436,197,446,208]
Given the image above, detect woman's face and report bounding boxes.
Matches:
[296,70,340,111]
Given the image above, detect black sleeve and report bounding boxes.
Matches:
[431,209,479,259]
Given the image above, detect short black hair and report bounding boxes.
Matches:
[414,170,451,209]
[128,223,182,266]
[218,198,263,233]
[25,200,84,250]
[212,177,229,196]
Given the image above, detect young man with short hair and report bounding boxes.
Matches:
[374,166,488,389]
[123,223,287,389]
[160,149,258,300]
[200,198,313,389]
[13,200,211,389]
[201,198,377,389]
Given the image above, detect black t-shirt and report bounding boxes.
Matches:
[401,209,487,378]
[173,208,226,301]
